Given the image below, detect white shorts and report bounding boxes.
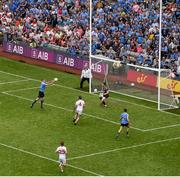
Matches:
[101,96,106,101]
[76,109,83,115]
[99,92,103,98]
[59,156,66,165]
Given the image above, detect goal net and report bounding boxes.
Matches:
[159,70,179,110]
[90,55,179,110]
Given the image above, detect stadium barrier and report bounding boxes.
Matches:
[3,41,106,75]
[0,31,3,45]
[127,69,180,93]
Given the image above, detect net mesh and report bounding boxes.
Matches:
[90,55,179,110]
[159,70,179,110]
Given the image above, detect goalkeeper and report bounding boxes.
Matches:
[99,83,109,107]
[31,79,57,109]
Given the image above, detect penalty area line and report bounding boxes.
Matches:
[0,142,102,176]
[2,87,180,132]
[143,123,180,132]
[0,79,31,85]
[67,136,180,161]
[1,90,144,132]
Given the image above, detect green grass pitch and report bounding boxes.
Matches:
[0,57,180,176]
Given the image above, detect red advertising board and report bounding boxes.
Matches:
[127,70,157,87]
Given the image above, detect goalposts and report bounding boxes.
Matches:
[89,55,179,111]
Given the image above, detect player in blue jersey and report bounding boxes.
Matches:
[115,108,130,139]
[31,79,56,109]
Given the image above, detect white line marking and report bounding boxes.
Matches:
[67,136,180,161]
[3,86,180,132]
[0,79,30,85]
[0,70,179,117]
[3,86,39,93]
[0,70,35,80]
[3,87,180,132]
[109,96,180,118]
[2,92,73,113]
[0,142,102,176]
[143,124,180,132]
[2,91,144,131]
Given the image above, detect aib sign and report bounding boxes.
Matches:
[31,49,49,61]
[6,43,24,55]
[56,54,75,67]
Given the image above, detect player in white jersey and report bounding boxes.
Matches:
[73,96,85,125]
[55,141,67,172]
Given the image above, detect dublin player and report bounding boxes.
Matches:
[31,78,57,109]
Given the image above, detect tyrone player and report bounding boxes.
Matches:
[55,141,67,172]
[73,96,85,125]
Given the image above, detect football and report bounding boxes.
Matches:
[131,83,135,86]
[54,78,58,81]
[94,88,98,93]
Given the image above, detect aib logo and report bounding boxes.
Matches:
[137,74,147,83]
[31,49,37,58]
[7,44,12,52]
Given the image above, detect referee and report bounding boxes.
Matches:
[80,65,92,89]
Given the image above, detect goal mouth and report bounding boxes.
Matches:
[90,55,180,111]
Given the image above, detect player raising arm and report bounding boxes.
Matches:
[31,78,57,109]
[73,96,85,125]
[55,141,67,173]
[115,108,130,139]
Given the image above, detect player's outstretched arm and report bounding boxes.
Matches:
[47,78,58,86]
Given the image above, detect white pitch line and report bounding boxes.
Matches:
[2,88,180,132]
[67,136,180,161]
[3,86,39,93]
[2,92,73,113]
[3,86,180,132]
[0,70,36,80]
[0,70,179,117]
[143,124,180,132]
[1,91,144,132]
[0,79,30,85]
[0,142,102,176]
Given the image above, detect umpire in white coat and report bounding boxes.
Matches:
[80,65,92,89]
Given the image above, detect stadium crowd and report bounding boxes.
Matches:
[0,0,89,56]
[0,0,179,77]
[92,0,179,72]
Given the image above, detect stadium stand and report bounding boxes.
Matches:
[0,0,179,78]
[92,0,179,78]
[0,0,89,57]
